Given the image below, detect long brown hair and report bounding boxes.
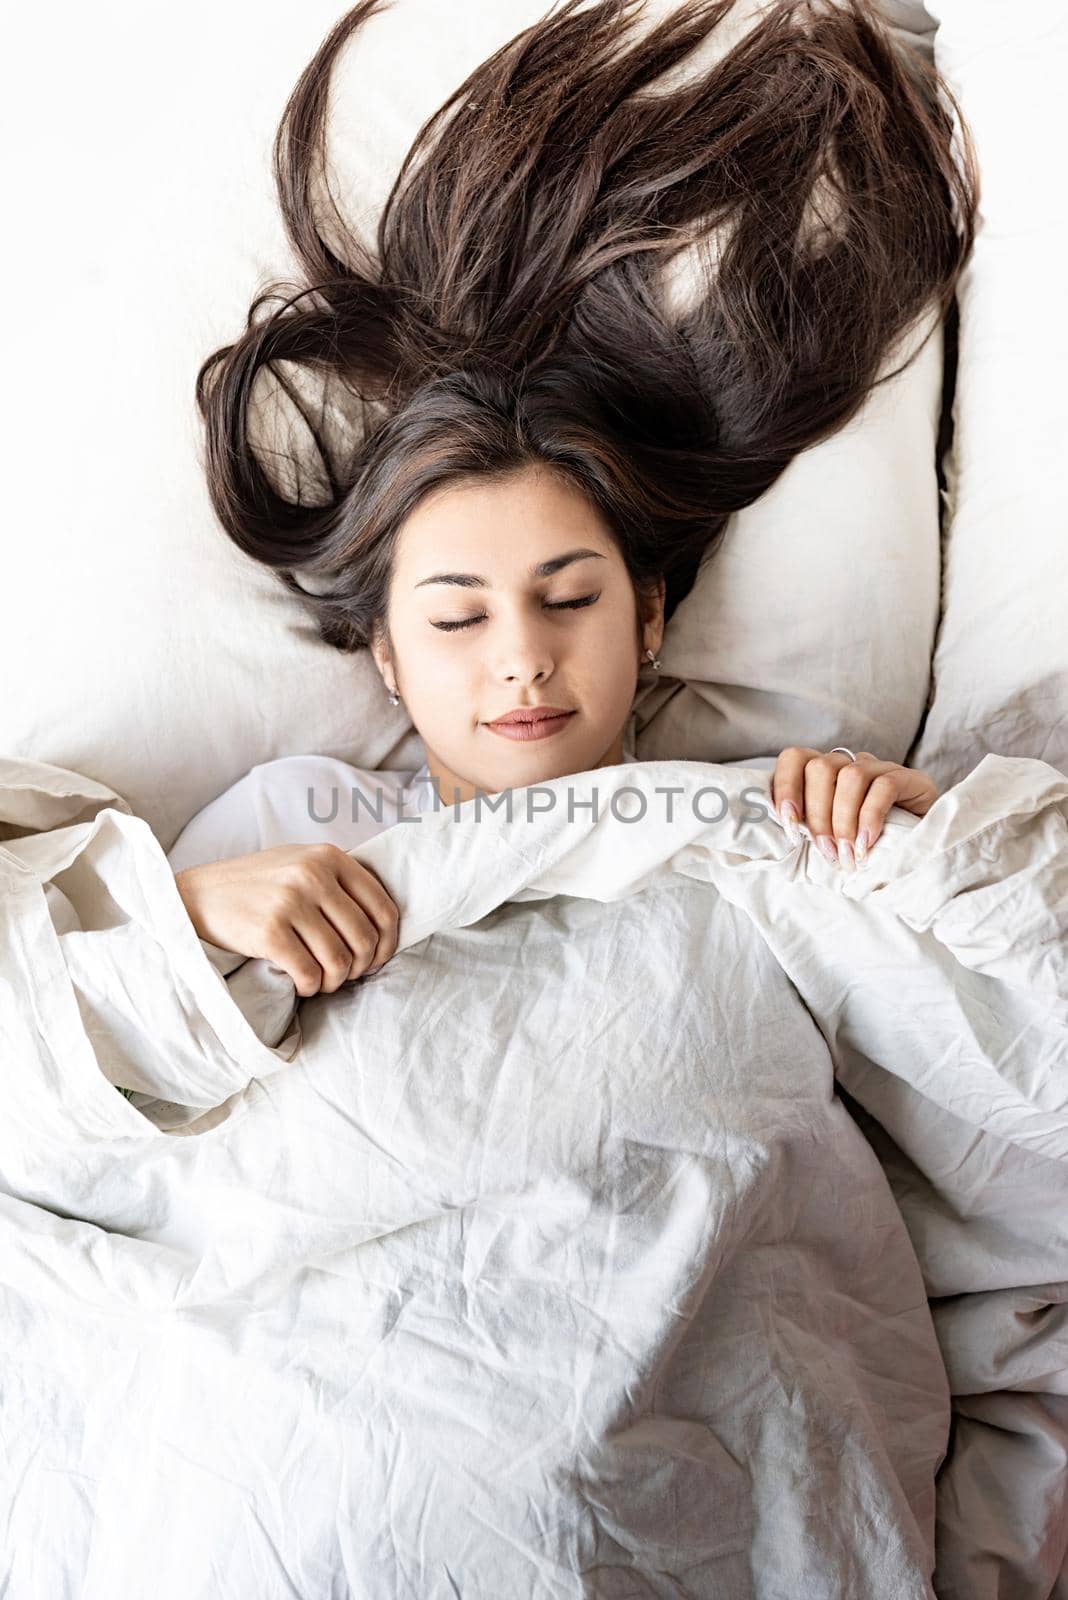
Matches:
[195,0,978,654]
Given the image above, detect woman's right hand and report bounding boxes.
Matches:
[174,843,400,997]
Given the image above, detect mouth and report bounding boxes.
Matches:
[483,709,576,743]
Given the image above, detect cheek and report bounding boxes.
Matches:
[413,645,470,693]
[585,602,639,661]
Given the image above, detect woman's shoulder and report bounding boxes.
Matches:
[247,752,423,794]
[250,753,426,831]
[167,752,427,871]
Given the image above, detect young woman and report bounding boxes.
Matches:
[171,0,974,998]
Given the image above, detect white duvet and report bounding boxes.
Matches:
[1,752,1066,1598]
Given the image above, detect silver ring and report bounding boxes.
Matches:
[829,746,857,763]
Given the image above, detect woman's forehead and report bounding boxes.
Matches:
[393,476,620,584]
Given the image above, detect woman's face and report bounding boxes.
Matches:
[372,465,665,803]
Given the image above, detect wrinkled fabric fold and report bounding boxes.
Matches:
[0,751,1065,1597]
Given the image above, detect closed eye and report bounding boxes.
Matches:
[432,593,601,632]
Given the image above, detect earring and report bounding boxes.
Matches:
[388,686,400,707]
[644,648,661,671]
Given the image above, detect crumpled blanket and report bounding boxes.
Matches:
[0,751,1065,1600]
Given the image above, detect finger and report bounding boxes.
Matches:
[770,747,822,836]
[830,761,877,868]
[316,883,385,980]
[803,753,853,863]
[831,756,903,868]
[291,910,360,995]
[335,858,401,971]
[263,924,334,999]
[855,772,905,859]
[840,757,901,860]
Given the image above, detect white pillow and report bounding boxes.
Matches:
[4,0,947,850]
[909,1,1068,788]
[632,304,943,766]
[3,1,422,855]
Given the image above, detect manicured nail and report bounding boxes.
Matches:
[779,799,800,846]
[855,830,868,864]
[837,838,855,872]
[815,834,838,866]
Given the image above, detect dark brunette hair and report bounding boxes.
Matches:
[194,0,978,653]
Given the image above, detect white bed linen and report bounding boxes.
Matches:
[910,0,1068,789]
[163,718,775,987]
[1,748,1066,1596]
[165,719,780,875]
[165,716,634,877]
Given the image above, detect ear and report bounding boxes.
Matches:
[642,577,666,655]
[369,621,392,684]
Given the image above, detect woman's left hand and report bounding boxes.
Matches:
[771,747,940,870]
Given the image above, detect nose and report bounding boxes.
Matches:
[494,621,556,686]
[501,655,553,685]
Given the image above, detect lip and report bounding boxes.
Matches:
[484,708,576,742]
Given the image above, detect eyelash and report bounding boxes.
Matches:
[432,593,601,632]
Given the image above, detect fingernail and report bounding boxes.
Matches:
[855,830,868,864]
[815,834,838,866]
[837,838,855,872]
[779,800,800,847]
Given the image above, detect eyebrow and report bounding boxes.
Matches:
[413,547,607,589]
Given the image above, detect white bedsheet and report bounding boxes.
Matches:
[1,752,1066,1597]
